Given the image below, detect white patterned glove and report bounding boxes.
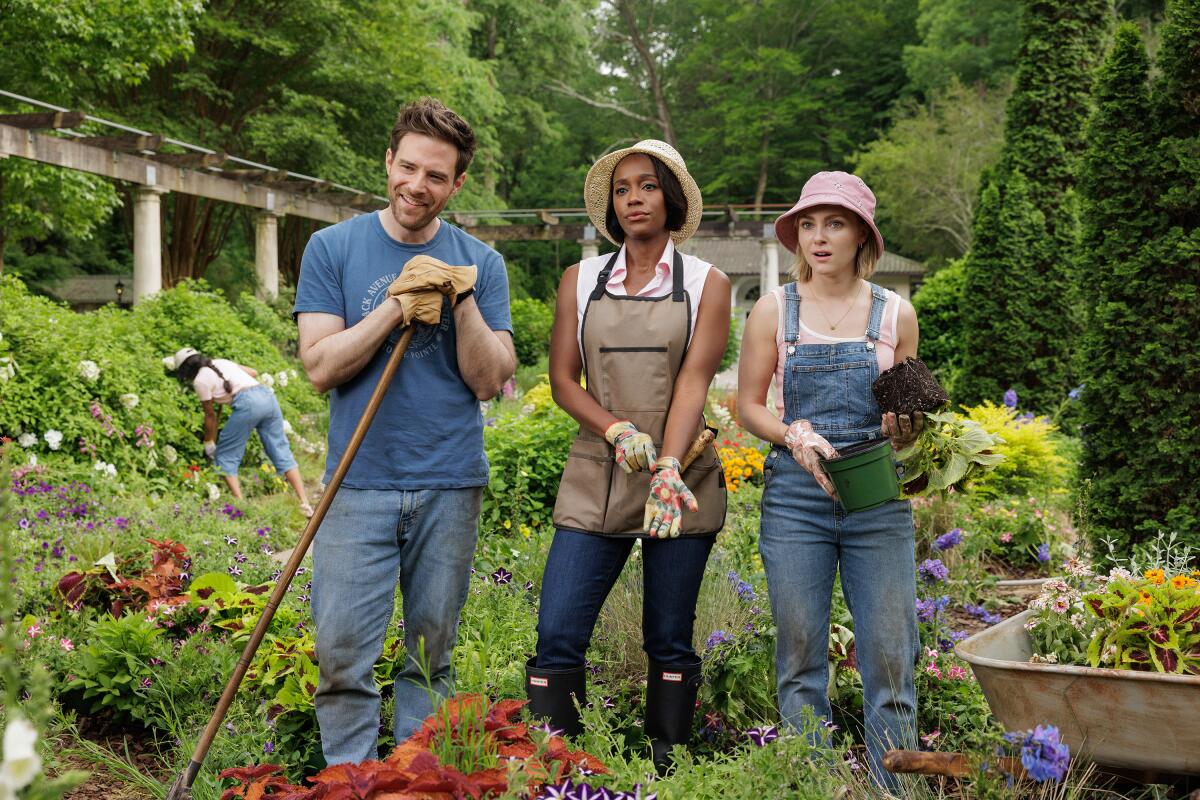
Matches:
[604,420,657,474]
[784,419,838,498]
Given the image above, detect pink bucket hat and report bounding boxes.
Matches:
[774,171,885,256]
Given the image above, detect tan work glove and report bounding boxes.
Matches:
[394,290,447,327]
[386,255,477,307]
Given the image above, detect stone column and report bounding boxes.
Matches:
[760,224,780,297]
[255,211,281,301]
[580,224,600,260]
[132,187,167,304]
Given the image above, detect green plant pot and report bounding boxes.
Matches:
[820,438,901,514]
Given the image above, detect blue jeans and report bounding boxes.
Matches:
[215,385,298,476]
[759,448,918,786]
[535,529,715,668]
[312,486,481,765]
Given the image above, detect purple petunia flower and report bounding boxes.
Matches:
[1036,543,1051,563]
[964,603,1002,625]
[228,565,242,577]
[1004,388,1018,409]
[234,552,248,564]
[223,535,237,547]
[934,528,963,551]
[263,741,275,754]
[1006,725,1070,782]
[918,558,950,583]
[492,567,513,585]
[746,725,780,746]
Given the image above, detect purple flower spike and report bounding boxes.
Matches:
[1004,388,1018,409]
[1036,543,1051,562]
[918,558,950,583]
[1007,725,1070,783]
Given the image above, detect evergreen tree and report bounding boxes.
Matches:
[956,0,1109,410]
[1078,10,1200,557]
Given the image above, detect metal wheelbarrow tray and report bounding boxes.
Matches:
[956,609,1200,776]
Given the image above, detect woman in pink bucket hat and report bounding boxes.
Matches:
[737,171,923,790]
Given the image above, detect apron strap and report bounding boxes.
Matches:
[671,249,685,302]
[865,283,888,342]
[590,250,623,302]
[783,282,801,344]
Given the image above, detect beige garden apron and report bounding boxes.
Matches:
[552,250,726,537]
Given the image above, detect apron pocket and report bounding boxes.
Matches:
[552,437,613,532]
[599,347,670,413]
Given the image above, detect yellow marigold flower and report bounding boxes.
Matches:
[1170,575,1196,589]
[1138,590,1153,605]
[1144,568,1165,586]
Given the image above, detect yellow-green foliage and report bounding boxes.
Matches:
[962,401,1070,495]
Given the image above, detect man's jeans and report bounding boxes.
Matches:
[312,486,480,766]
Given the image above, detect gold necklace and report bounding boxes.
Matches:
[809,281,864,331]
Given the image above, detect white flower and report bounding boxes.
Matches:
[0,356,14,382]
[77,360,100,382]
[261,372,274,387]
[289,369,298,379]
[710,403,734,428]
[282,420,294,435]
[276,371,289,388]
[120,393,139,410]
[93,460,117,479]
[206,483,220,501]
[17,432,36,448]
[162,444,178,464]
[27,454,36,466]
[1108,567,1133,581]
[43,430,63,450]
[0,715,42,791]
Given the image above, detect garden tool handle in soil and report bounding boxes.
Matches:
[883,749,1025,780]
[167,326,416,800]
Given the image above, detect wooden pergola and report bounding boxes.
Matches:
[0,91,386,303]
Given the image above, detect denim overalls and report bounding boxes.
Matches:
[759,281,918,786]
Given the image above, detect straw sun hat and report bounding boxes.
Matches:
[583,139,703,246]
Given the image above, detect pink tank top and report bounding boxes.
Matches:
[771,283,901,417]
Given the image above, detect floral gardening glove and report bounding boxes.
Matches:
[643,456,698,539]
[604,420,657,474]
[784,419,839,498]
[881,410,925,451]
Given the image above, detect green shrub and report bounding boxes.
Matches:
[911,258,965,389]
[480,391,576,532]
[509,297,554,367]
[717,313,742,374]
[70,613,166,723]
[235,289,298,356]
[0,276,321,477]
[961,401,1072,497]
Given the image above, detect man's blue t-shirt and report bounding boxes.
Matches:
[293,212,511,490]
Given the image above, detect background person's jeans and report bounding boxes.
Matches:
[311,485,480,766]
[759,448,918,787]
[214,384,298,476]
[535,529,715,669]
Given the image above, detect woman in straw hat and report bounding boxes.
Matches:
[737,172,922,789]
[172,346,313,517]
[525,140,730,770]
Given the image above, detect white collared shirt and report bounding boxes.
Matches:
[575,240,713,356]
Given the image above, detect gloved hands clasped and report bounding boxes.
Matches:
[604,420,656,474]
[784,419,839,498]
[386,256,478,327]
[643,456,698,538]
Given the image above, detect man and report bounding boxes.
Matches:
[293,97,515,766]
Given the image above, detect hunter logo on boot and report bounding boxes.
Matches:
[529,676,549,687]
[661,671,683,682]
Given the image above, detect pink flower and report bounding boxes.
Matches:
[924,662,942,679]
[59,638,74,651]
[26,624,42,638]
[920,729,941,747]
[947,665,968,680]
[1000,532,1014,543]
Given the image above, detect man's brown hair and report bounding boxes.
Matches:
[389,97,476,178]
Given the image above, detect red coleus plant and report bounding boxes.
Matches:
[57,537,190,616]
[220,695,606,800]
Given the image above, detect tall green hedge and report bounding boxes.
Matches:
[911,258,966,390]
[510,297,554,367]
[957,0,1109,411]
[0,277,321,477]
[1078,9,1200,558]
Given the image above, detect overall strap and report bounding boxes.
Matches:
[671,249,685,302]
[783,282,802,343]
[865,283,888,342]
[590,250,623,302]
